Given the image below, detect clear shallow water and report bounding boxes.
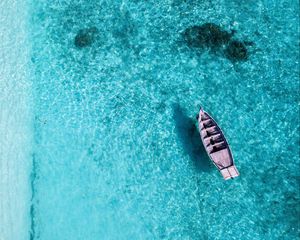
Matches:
[26,0,300,239]
[0,1,32,239]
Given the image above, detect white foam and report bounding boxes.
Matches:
[0,1,32,239]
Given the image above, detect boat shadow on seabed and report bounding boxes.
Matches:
[173,103,213,172]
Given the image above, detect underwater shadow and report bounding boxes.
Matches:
[173,104,212,172]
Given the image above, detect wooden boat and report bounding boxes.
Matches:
[197,107,239,180]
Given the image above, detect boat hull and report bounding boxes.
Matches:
[197,108,239,180]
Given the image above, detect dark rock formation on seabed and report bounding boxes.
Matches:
[74,27,99,48]
[183,23,233,49]
[183,23,252,62]
[225,40,248,61]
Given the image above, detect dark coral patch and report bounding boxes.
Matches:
[74,27,99,48]
[183,23,252,62]
[225,40,248,61]
[184,23,232,49]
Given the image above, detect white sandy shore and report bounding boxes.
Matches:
[0,1,33,239]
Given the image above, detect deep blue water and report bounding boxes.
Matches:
[26,0,299,239]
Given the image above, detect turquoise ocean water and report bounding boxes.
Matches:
[0,1,32,239]
[1,0,299,239]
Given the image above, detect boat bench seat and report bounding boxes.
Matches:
[202,126,220,138]
[202,120,214,129]
[204,134,224,146]
[208,142,227,153]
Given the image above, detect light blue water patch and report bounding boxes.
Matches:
[29,0,299,239]
[0,1,33,239]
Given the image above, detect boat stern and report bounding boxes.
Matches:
[220,165,240,180]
